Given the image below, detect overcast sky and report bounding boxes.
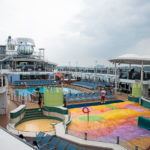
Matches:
[0,0,150,67]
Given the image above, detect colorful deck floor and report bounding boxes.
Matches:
[68,101,150,143]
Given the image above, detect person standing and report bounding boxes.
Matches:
[63,95,67,107]
[34,88,42,110]
[38,91,42,110]
[100,88,106,103]
[19,134,26,142]
[32,141,39,149]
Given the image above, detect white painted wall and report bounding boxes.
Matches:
[0,128,34,150]
[0,90,7,114]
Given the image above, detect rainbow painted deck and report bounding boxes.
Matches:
[68,101,150,143]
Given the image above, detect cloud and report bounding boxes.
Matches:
[0,0,150,67]
[128,38,150,56]
[59,0,150,65]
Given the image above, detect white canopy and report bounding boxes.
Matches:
[109,54,150,65]
[109,54,149,95]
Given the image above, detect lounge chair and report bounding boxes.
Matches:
[72,94,81,102]
[105,91,116,99]
[29,131,45,144]
[76,93,83,101]
[69,96,75,102]
[43,137,59,150]
[94,92,100,99]
[66,96,70,103]
[84,93,91,100]
[81,93,88,101]
[38,134,52,149]
[88,92,94,99]
[67,144,77,150]
[66,94,71,98]
[56,140,68,150]
[92,92,99,99]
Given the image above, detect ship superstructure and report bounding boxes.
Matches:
[0,36,57,86]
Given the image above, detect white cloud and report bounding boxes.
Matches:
[0,0,150,67]
[128,38,150,56]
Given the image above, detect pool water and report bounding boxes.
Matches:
[14,87,80,97]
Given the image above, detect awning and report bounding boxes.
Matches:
[56,73,63,77]
[109,54,150,65]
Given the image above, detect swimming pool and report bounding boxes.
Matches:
[13,87,81,97]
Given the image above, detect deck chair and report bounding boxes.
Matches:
[69,96,75,102]
[67,144,77,150]
[94,92,100,99]
[92,92,99,100]
[81,93,88,101]
[77,93,82,98]
[43,137,59,150]
[88,92,94,99]
[66,96,70,103]
[29,131,45,144]
[56,140,68,150]
[75,93,82,101]
[84,93,91,100]
[38,134,52,149]
[106,91,116,98]
[72,94,80,102]
[66,94,71,99]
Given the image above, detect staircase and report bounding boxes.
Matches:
[21,108,49,122]
[16,108,63,126]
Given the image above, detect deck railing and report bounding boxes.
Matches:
[66,128,145,150]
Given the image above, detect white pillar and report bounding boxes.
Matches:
[76,61,78,80]
[1,76,3,87]
[1,62,2,73]
[129,64,131,79]
[114,63,118,93]
[141,60,143,96]
[43,48,45,59]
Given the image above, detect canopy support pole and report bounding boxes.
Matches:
[114,63,117,93]
[141,60,143,96]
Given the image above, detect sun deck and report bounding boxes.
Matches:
[1,84,150,150]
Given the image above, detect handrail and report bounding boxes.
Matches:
[7,122,55,137]
[66,128,145,150]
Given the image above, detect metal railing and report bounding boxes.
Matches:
[65,128,145,150]
[9,92,32,105]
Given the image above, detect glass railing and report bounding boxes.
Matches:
[119,72,150,81]
[9,92,31,104]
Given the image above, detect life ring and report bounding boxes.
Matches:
[82,107,90,113]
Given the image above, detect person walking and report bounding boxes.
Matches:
[34,88,42,110]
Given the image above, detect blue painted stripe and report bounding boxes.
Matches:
[66,100,124,109]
